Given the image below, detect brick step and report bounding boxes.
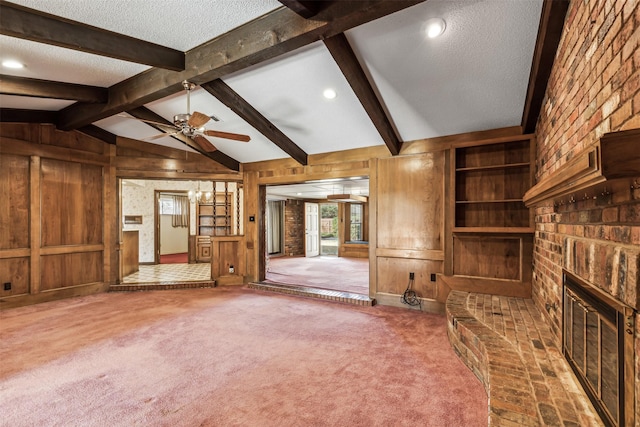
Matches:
[109,281,216,292]
[248,282,375,306]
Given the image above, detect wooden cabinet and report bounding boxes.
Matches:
[196,236,211,262]
[444,135,535,297]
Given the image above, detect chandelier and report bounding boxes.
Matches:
[188,182,212,203]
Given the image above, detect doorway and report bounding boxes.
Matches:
[155,191,189,264]
[263,179,370,296]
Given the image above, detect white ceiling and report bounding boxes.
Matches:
[267,178,369,201]
[0,0,543,166]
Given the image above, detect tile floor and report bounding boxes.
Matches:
[123,263,211,283]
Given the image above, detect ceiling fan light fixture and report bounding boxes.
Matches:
[425,18,446,38]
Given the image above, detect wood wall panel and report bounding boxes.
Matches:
[453,235,521,280]
[0,154,30,249]
[0,257,30,296]
[40,159,103,246]
[377,153,444,251]
[40,252,103,291]
[376,257,441,299]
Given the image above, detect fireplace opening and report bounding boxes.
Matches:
[562,271,635,427]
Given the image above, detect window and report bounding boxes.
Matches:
[159,196,175,215]
[349,204,364,241]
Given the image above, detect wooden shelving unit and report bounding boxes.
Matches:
[445,135,535,297]
[195,193,234,262]
[454,137,533,231]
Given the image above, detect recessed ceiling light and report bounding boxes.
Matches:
[323,88,337,100]
[425,18,446,38]
[2,59,24,69]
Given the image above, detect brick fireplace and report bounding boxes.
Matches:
[531,0,639,424]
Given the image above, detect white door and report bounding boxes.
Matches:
[305,202,320,257]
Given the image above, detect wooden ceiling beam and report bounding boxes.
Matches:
[201,79,308,166]
[324,33,402,155]
[57,0,425,130]
[0,108,57,123]
[0,74,108,103]
[77,125,117,145]
[0,1,185,71]
[277,0,323,19]
[127,107,240,171]
[521,0,569,134]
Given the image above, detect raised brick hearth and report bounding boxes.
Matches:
[446,291,603,426]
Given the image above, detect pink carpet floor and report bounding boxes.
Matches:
[160,252,189,264]
[0,287,487,426]
[266,256,369,295]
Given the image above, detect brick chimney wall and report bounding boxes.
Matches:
[533,0,639,415]
[284,199,305,257]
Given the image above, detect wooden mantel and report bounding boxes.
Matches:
[523,128,640,206]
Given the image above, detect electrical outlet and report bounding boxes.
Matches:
[430,274,436,282]
[409,272,415,280]
[3,282,11,291]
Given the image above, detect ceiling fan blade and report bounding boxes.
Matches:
[203,129,251,142]
[193,134,218,152]
[143,131,178,141]
[188,111,211,129]
[117,113,175,128]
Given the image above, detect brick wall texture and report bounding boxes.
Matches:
[284,199,305,257]
[533,0,639,418]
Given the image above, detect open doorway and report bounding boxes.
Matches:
[156,191,189,264]
[119,179,214,284]
[264,178,370,296]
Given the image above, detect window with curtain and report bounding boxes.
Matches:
[267,200,284,255]
[160,195,189,228]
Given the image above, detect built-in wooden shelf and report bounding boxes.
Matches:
[452,227,534,234]
[456,162,531,172]
[524,128,640,207]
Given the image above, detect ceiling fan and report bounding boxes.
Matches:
[121,80,250,152]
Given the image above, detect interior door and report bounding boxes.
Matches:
[305,202,320,257]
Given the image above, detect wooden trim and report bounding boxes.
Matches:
[29,156,40,295]
[525,129,640,206]
[439,275,532,298]
[40,244,104,255]
[403,126,523,151]
[0,137,110,165]
[521,0,570,133]
[0,248,30,259]
[375,248,444,261]
[324,33,402,155]
[0,282,108,310]
[0,2,185,71]
[368,158,378,298]
[524,147,601,206]
[0,74,107,103]
[201,79,308,166]
[450,133,533,149]
[0,108,57,123]
[57,1,425,130]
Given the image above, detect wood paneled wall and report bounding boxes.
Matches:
[373,153,445,308]
[0,124,111,308]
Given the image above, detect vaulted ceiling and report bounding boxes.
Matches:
[0,0,567,172]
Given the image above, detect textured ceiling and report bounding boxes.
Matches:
[0,0,544,167]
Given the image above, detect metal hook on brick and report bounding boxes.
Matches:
[631,179,639,190]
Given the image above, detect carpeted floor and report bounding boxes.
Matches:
[160,252,189,264]
[0,287,487,426]
[266,256,369,295]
